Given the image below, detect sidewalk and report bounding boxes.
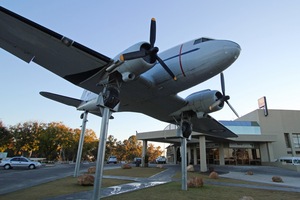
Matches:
[220,171,300,188]
[214,165,300,193]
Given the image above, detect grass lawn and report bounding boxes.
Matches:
[0,176,131,200]
[1,167,299,200]
[0,167,164,200]
[103,166,164,177]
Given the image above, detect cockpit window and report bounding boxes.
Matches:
[193,37,213,45]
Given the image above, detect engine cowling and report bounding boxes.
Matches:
[114,42,156,82]
[184,90,224,115]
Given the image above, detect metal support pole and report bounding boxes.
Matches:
[181,137,187,190]
[142,140,147,167]
[92,107,111,200]
[74,111,88,177]
[199,135,207,172]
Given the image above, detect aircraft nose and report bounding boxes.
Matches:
[224,41,241,60]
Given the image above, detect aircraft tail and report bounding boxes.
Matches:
[40,91,110,118]
[40,91,82,108]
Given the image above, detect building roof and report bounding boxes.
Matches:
[220,121,261,135]
[136,120,275,144]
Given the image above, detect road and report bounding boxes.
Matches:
[0,163,120,195]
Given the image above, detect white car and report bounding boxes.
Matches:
[277,157,300,165]
[0,156,42,170]
[106,156,118,164]
[156,156,167,164]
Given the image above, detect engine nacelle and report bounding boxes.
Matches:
[114,42,156,82]
[184,90,224,115]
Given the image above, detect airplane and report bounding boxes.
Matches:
[0,6,241,139]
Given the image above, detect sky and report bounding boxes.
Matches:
[1,1,300,141]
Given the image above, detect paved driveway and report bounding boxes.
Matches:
[0,163,120,195]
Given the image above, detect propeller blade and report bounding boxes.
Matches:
[220,72,240,118]
[156,56,177,80]
[150,18,156,48]
[120,50,146,61]
[220,72,225,95]
[225,100,240,118]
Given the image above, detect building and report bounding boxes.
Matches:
[237,109,300,159]
[136,109,300,171]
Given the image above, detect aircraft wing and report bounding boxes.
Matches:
[0,6,113,87]
[119,79,237,138]
[191,115,237,138]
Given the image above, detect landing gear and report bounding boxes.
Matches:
[92,85,120,200]
[74,111,88,177]
[181,120,192,139]
[177,115,193,191]
[103,86,120,109]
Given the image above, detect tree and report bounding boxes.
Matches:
[55,124,75,161]
[105,135,117,159]
[84,129,99,161]
[9,121,41,157]
[37,122,73,161]
[0,121,13,152]
[110,134,164,163]
[73,128,99,161]
[147,143,163,162]
[116,140,126,161]
[122,135,142,161]
[37,122,60,160]
[35,122,99,161]
[7,121,98,162]
[0,120,165,163]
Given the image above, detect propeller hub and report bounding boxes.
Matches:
[223,95,230,101]
[150,47,159,54]
[119,18,177,81]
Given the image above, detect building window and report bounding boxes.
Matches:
[292,133,300,148]
[284,133,291,148]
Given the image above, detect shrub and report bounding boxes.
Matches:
[187,176,204,188]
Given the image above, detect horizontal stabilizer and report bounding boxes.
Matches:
[40,91,82,108]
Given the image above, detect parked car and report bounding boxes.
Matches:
[106,156,118,164]
[0,156,42,170]
[277,157,300,165]
[133,157,142,164]
[156,156,167,164]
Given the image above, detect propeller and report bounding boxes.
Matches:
[210,72,239,118]
[120,18,177,80]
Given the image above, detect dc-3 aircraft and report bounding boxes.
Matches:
[0,6,241,139]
